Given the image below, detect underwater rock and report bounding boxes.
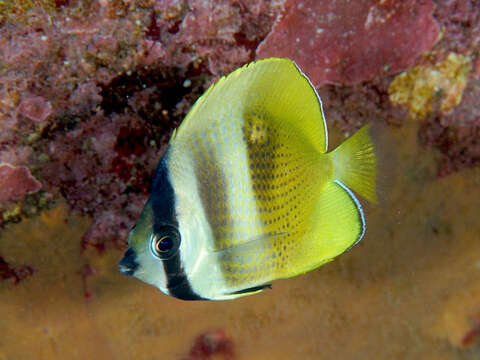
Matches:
[81,210,132,253]
[0,164,42,203]
[41,112,155,249]
[153,0,283,75]
[0,256,35,284]
[414,0,480,176]
[256,0,440,86]
[317,77,408,135]
[419,75,480,176]
[432,0,480,56]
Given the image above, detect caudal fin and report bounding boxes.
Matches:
[329,124,379,203]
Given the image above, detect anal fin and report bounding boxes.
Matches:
[288,180,365,275]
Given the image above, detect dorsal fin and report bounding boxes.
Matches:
[175,58,328,153]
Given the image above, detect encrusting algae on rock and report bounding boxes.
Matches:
[388,53,471,119]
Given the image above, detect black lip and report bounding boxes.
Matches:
[118,248,139,276]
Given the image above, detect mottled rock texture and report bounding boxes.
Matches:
[257,0,440,86]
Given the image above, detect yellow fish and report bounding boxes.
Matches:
[119,58,379,300]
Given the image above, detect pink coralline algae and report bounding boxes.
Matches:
[0,164,42,203]
[17,94,53,123]
[256,0,440,86]
[182,329,235,360]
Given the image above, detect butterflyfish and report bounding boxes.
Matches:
[119,58,381,300]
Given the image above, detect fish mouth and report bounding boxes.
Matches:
[118,248,139,276]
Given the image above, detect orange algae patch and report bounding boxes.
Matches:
[432,284,480,348]
[0,124,480,359]
[388,53,472,119]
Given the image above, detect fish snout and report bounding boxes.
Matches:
[118,248,139,276]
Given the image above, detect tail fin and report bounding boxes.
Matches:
[329,124,379,203]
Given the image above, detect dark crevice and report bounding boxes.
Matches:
[145,11,161,41]
[100,67,190,116]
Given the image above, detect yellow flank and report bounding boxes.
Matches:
[220,114,331,287]
[172,58,378,294]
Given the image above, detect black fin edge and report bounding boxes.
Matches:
[228,284,272,295]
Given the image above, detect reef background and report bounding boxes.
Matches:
[1,0,479,359]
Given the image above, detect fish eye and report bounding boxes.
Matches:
[150,226,181,260]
